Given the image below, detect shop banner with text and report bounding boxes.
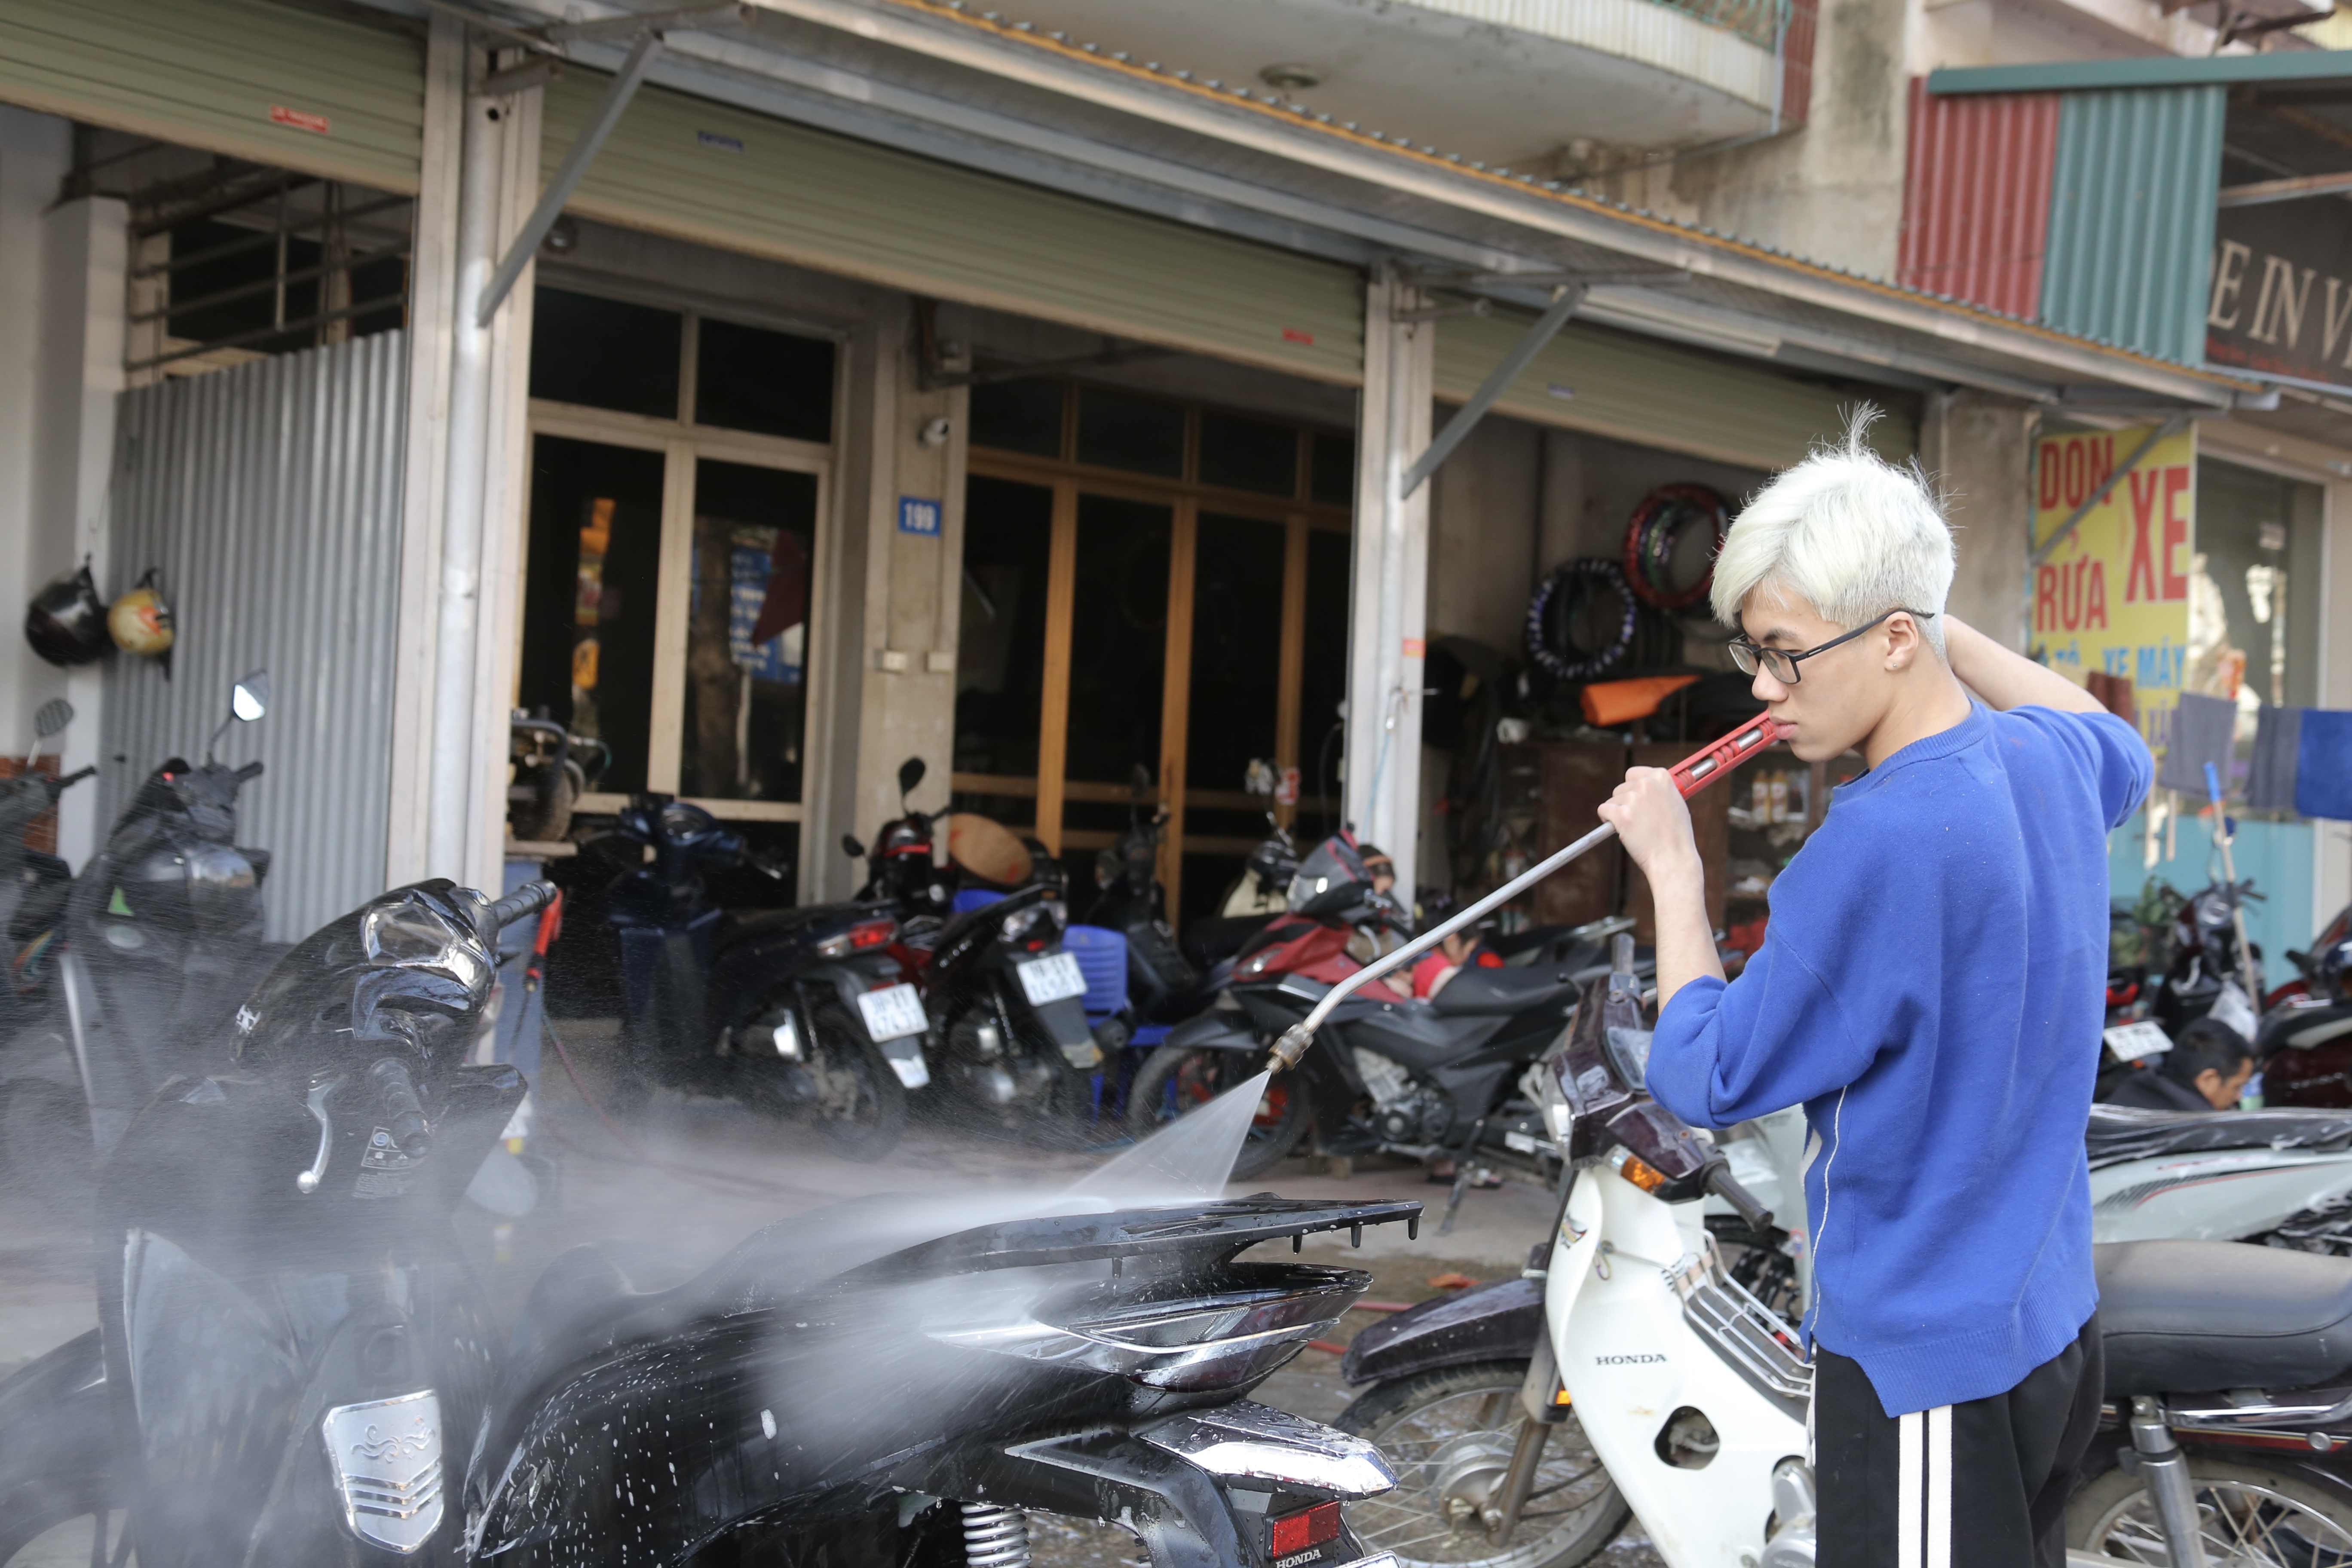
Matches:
[2030,422,2196,753]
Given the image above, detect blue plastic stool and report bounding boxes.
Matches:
[952,888,1005,915]
[1062,924,1130,1017]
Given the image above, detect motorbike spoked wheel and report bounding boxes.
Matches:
[1335,1361,1629,1568]
[1124,1044,1308,1180]
[2068,1455,2352,1564]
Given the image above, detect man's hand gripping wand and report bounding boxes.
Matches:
[1265,715,1790,1071]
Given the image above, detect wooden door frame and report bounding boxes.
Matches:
[953,384,1350,924]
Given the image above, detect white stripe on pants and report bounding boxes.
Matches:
[1896,1406,1955,1568]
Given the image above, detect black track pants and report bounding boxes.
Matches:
[1814,1313,2104,1568]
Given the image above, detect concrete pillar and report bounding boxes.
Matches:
[0,110,71,777]
[830,297,968,900]
[1343,265,1435,894]
[386,21,541,895]
[30,192,128,871]
[1921,389,2036,650]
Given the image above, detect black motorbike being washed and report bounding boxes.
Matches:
[566,792,922,1159]
[0,872,1416,1568]
[1131,834,1590,1180]
[56,671,276,1156]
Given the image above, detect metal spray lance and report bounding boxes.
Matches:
[1265,714,1792,1071]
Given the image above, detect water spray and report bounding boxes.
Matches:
[1266,715,1790,1071]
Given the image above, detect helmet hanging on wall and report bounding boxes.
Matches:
[25,561,110,668]
[109,567,176,669]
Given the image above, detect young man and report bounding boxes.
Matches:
[1598,416,2153,1568]
[2103,1018,2255,1112]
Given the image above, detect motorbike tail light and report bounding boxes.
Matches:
[849,917,896,950]
[1268,1501,1341,1558]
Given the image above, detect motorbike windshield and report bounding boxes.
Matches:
[1286,835,1370,912]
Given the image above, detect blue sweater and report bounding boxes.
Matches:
[1648,704,2152,1416]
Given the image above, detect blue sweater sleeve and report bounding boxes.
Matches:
[1646,924,1879,1130]
[2010,706,2153,829]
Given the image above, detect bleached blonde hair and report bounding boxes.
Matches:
[1710,406,1955,653]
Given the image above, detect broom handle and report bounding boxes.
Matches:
[1268,714,1790,1069]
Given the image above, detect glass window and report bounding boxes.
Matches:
[678,459,819,803]
[970,380,1064,457]
[955,477,1055,804]
[1187,514,1287,794]
[1064,494,1172,783]
[2193,459,2324,715]
[1075,387,1183,477]
[1311,432,1357,506]
[530,287,681,419]
[1199,414,1297,496]
[517,436,668,793]
[694,317,833,442]
[1295,527,1352,839]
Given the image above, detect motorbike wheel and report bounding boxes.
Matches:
[1125,1044,1308,1181]
[2067,1454,2352,1563]
[1335,1360,1630,1568]
[801,1001,907,1162]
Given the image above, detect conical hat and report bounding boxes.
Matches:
[945,812,1033,886]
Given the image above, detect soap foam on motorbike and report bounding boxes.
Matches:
[1071,1069,1271,1200]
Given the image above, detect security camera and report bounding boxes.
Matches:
[919,416,953,449]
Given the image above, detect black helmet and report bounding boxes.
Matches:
[25,563,110,668]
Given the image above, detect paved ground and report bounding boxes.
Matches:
[0,1022,1665,1565]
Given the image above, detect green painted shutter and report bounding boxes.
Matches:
[1434,311,1916,470]
[547,75,1364,384]
[0,0,425,190]
[2040,86,2223,366]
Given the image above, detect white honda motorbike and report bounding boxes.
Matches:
[1333,943,2352,1568]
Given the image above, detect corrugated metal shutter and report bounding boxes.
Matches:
[0,0,424,190]
[2040,85,2223,366]
[1899,79,2058,319]
[1433,313,1916,470]
[546,75,1365,383]
[104,333,407,943]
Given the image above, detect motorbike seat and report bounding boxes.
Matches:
[505,1241,699,1375]
[2084,1102,2352,1169]
[2098,1240,2352,1397]
[1428,965,1579,1017]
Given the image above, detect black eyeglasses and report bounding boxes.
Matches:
[1727,608,1936,685]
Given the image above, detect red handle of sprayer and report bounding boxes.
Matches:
[1664,715,1791,799]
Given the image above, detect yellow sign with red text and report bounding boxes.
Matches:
[2030,423,2195,750]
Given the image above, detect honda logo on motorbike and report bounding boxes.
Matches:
[1594,1353,1668,1365]
[322,1390,444,1553]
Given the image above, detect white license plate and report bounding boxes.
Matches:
[2103,1020,2172,1060]
[857,984,929,1043]
[1017,951,1088,1005]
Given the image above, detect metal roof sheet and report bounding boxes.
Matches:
[1929,52,2352,96]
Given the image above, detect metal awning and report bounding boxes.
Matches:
[373,0,2265,411]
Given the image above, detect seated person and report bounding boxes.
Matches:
[1410,929,1506,998]
[2101,1017,2255,1112]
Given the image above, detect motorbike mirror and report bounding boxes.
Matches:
[231,671,270,722]
[24,697,71,767]
[897,756,925,802]
[842,833,866,859]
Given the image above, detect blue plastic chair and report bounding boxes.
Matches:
[1061,924,1130,1017]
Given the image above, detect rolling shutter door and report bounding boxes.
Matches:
[545,74,1365,384]
[0,0,424,191]
[1435,309,1917,469]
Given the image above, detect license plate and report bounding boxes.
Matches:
[857,984,929,1043]
[884,1050,930,1090]
[2104,1020,2172,1060]
[1017,950,1088,1005]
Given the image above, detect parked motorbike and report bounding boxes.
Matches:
[1336,937,2352,1568]
[0,870,1417,1567]
[2252,909,2352,1110]
[0,699,94,1039]
[1087,769,1216,1038]
[1129,833,1585,1181]
[2155,876,2265,1038]
[58,671,275,1156]
[573,792,921,1159]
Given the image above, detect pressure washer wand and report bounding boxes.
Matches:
[1266,714,1791,1072]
